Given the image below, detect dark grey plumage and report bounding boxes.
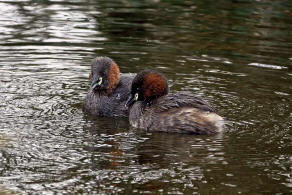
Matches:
[126,70,224,134]
[129,91,223,134]
[84,57,135,117]
[85,74,135,117]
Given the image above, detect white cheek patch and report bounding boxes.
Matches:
[98,77,103,85]
[134,93,139,100]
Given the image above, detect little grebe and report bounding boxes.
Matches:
[84,57,135,117]
[125,70,224,134]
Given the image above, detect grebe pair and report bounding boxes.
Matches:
[84,57,223,134]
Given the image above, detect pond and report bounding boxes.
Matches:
[0,0,292,193]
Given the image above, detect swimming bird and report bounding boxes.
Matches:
[125,70,224,134]
[84,57,135,117]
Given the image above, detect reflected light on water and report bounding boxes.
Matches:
[0,0,292,194]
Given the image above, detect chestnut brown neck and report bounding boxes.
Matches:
[106,63,120,95]
[142,73,168,101]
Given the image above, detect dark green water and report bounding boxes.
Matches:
[0,0,292,194]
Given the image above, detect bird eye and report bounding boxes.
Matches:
[98,77,103,85]
[134,93,139,100]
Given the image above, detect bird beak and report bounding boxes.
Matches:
[125,94,136,108]
[125,95,134,108]
[90,77,102,91]
[125,93,138,108]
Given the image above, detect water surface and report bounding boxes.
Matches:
[1,0,292,193]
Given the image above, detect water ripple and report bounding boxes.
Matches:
[1,0,292,194]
